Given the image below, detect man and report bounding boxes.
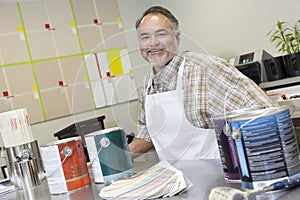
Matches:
[128,6,275,161]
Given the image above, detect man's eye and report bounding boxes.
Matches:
[157,33,166,37]
[140,36,150,41]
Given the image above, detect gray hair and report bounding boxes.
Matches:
[135,6,179,31]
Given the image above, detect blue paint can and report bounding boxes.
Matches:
[213,108,262,183]
[229,106,300,190]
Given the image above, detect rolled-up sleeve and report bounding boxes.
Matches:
[136,78,152,142]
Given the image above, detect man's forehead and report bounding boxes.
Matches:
[138,13,173,29]
[138,27,172,34]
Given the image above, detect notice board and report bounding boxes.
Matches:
[0,0,138,123]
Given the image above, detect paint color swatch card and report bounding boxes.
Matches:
[99,161,192,199]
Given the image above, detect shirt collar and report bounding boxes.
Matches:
[151,53,184,85]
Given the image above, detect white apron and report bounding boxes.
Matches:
[145,59,219,161]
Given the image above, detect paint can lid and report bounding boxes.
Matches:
[228,106,288,122]
[40,136,81,147]
[214,106,266,120]
[84,127,124,138]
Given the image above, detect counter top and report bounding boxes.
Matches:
[2,159,300,200]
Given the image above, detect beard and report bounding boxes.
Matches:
[142,47,177,69]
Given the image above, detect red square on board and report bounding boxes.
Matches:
[106,72,111,77]
[3,91,9,97]
[93,19,98,24]
[45,24,50,29]
[58,81,64,86]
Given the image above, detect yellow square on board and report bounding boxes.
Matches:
[18,26,23,32]
[107,50,123,76]
[32,86,37,91]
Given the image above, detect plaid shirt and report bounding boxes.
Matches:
[137,52,275,142]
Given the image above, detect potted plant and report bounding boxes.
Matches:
[266,20,300,78]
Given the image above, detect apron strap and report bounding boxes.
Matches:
[176,58,185,91]
[146,57,186,94]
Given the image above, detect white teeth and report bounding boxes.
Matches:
[149,49,160,53]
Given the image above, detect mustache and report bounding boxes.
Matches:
[145,47,167,53]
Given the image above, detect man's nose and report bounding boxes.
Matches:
[150,35,159,46]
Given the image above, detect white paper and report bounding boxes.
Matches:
[40,145,68,194]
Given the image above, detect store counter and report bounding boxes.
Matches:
[2,159,300,200]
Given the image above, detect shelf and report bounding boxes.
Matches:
[259,76,300,90]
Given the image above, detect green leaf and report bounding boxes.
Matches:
[275,41,283,48]
[266,19,300,54]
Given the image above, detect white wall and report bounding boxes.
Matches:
[118,0,300,59]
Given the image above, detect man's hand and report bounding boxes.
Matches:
[128,138,154,159]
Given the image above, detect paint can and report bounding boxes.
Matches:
[85,127,133,184]
[40,136,91,194]
[213,108,263,183]
[229,106,300,190]
[5,140,46,189]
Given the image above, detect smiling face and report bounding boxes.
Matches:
[137,13,180,72]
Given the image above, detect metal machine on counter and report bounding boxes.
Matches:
[228,49,273,85]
